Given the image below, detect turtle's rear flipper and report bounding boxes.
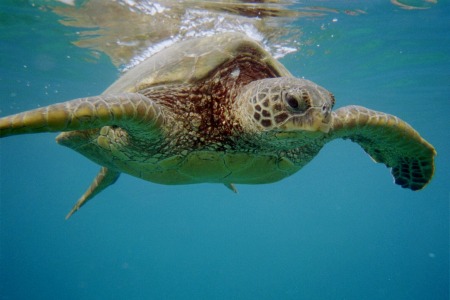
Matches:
[330,105,436,191]
[66,167,120,220]
[224,183,238,193]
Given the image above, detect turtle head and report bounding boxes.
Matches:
[239,78,335,134]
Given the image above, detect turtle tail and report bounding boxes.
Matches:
[0,93,163,137]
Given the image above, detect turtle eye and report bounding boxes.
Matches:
[283,91,310,113]
[285,94,299,109]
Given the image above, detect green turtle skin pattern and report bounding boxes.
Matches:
[0,33,436,218]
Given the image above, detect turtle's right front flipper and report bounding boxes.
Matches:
[0,93,164,138]
[329,105,436,190]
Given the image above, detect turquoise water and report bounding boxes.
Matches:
[1,1,449,299]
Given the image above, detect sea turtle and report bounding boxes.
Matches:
[0,33,436,219]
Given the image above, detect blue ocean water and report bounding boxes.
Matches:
[0,1,449,299]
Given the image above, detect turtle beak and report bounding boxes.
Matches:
[300,104,332,133]
[320,103,332,133]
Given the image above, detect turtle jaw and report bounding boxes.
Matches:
[280,106,333,134]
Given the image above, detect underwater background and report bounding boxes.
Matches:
[0,1,449,299]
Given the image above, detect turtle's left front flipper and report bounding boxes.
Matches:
[329,105,436,190]
[0,93,164,137]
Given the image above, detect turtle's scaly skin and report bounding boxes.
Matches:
[0,33,436,219]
